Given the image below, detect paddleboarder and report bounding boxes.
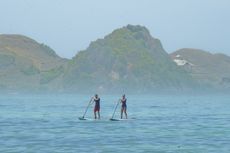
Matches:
[92,94,100,119]
[120,94,128,119]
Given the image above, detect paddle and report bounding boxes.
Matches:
[79,97,93,120]
[110,99,120,120]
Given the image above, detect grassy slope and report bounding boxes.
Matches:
[64,25,195,93]
[0,34,67,91]
[171,48,230,89]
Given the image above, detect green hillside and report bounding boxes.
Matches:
[171,48,230,90]
[0,34,67,91]
[63,25,195,93]
[2,26,228,93]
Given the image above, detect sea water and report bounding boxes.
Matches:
[0,94,229,153]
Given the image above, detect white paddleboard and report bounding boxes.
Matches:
[110,118,131,121]
[78,117,94,121]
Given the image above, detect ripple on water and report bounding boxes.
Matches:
[0,94,230,153]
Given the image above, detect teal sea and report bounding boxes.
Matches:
[0,94,229,153]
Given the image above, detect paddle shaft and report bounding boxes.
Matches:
[111,100,120,119]
[82,98,93,118]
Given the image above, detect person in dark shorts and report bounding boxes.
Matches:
[92,94,100,119]
[120,94,128,119]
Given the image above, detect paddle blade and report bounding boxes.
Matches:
[78,117,87,120]
[110,118,119,121]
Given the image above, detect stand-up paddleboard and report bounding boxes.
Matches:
[110,117,136,121]
[109,118,129,121]
[78,117,94,121]
[79,117,134,121]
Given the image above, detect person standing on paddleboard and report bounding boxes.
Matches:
[121,94,128,119]
[92,94,100,119]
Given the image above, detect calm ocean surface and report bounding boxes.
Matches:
[0,94,229,153]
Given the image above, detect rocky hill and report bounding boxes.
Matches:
[1,26,229,93]
[63,25,195,93]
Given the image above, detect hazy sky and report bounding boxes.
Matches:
[0,0,229,58]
